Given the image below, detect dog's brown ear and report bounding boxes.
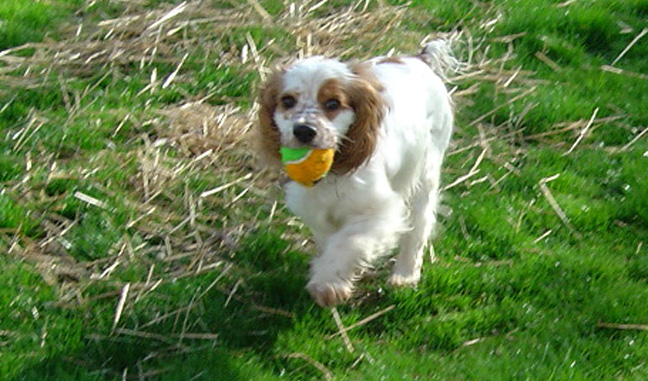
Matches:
[332,63,385,175]
[255,69,284,168]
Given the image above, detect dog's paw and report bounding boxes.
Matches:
[306,280,353,307]
[388,272,420,288]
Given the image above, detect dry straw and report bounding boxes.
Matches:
[2,0,641,367]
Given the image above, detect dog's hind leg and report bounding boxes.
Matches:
[389,154,442,287]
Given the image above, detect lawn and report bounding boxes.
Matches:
[1,0,647,379]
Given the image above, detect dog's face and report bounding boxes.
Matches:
[274,58,356,150]
[258,57,385,175]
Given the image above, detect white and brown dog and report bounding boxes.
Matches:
[257,41,456,306]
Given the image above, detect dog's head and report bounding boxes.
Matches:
[257,57,385,175]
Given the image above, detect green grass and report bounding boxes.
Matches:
[2,0,648,380]
[0,0,85,50]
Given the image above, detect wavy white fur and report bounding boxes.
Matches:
[258,41,455,306]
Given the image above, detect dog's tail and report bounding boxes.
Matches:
[418,39,460,82]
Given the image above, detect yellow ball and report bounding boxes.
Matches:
[280,147,335,187]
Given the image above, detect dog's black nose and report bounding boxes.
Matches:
[293,124,317,144]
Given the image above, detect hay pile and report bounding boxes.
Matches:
[0,0,576,339]
[0,0,539,301]
[9,1,640,377]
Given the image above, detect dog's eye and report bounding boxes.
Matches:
[281,96,297,109]
[324,99,341,111]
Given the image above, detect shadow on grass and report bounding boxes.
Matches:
[11,229,315,380]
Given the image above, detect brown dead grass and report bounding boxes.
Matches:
[5,2,644,375]
[0,0,596,358]
[0,1,439,330]
[0,0,541,308]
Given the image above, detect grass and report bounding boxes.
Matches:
[1,0,648,379]
[0,0,85,50]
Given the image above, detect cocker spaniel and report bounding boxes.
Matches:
[257,41,455,306]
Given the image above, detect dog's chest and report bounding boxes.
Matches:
[284,177,373,233]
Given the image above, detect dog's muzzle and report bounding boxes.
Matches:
[293,123,318,144]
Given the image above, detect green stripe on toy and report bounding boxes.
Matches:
[280,147,311,164]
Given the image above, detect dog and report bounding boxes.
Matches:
[257,41,455,306]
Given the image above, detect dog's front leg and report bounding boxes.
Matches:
[306,203,405,306]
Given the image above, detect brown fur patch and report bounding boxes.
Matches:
[377,56,405,65]
[256,70,284,168]
[317,78,350,121]
[331,62,385,175]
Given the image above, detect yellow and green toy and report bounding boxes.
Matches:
[280,147,335,187]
